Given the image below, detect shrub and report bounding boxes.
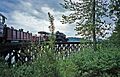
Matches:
[12,64,34,77]
[71,47,120,77]
[0,42,120,77]
[57,59,78,77]
[11,43,59,77]
[0,57,13,77]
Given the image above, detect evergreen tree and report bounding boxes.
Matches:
[109,0,120,43]
[61,0,111,51]
[48,12,55,35]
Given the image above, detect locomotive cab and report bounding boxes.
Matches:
[0,13,7,42]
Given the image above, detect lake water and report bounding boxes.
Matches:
[67,37,80,42]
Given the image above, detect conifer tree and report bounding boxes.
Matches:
[109,0,120,43]
[61,0,110,51]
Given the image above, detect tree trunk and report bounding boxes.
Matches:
[92,0,97,51]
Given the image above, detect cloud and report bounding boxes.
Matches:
[1,0,113,38]
[1,0,77,37]
[1,0,87,38]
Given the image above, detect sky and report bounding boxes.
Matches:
[0,0,115,39]
[0,0,79,37]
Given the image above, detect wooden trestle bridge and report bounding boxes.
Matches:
[0,42,93,66]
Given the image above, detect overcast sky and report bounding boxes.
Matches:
[0,0,79,37]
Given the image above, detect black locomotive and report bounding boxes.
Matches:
[55,31,68,42]
[38,31,68,43]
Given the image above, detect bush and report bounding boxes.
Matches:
[0,57,14,77]
[57,59,78,77]
[11,44,59,77]
[12,64,34,77]
[0,42,120,77]
[71,47,120,77]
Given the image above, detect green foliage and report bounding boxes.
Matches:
[0,42,120,77]
[60,0,111,39]
[60,0,113,51]
[58,59,78,77]
[0,58,14,77]
[10,43,58,77]
[48,12,55,34]
[109,0,120,43]
[12,64,34,77]
[71,47,120,77]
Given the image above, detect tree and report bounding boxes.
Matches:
[48,12,55,35]
[61,0,111,51]
[109,0,120,43]
[48,12,56,47]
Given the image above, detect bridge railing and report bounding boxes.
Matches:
[55,42,93,52]
[39,42,94,59]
